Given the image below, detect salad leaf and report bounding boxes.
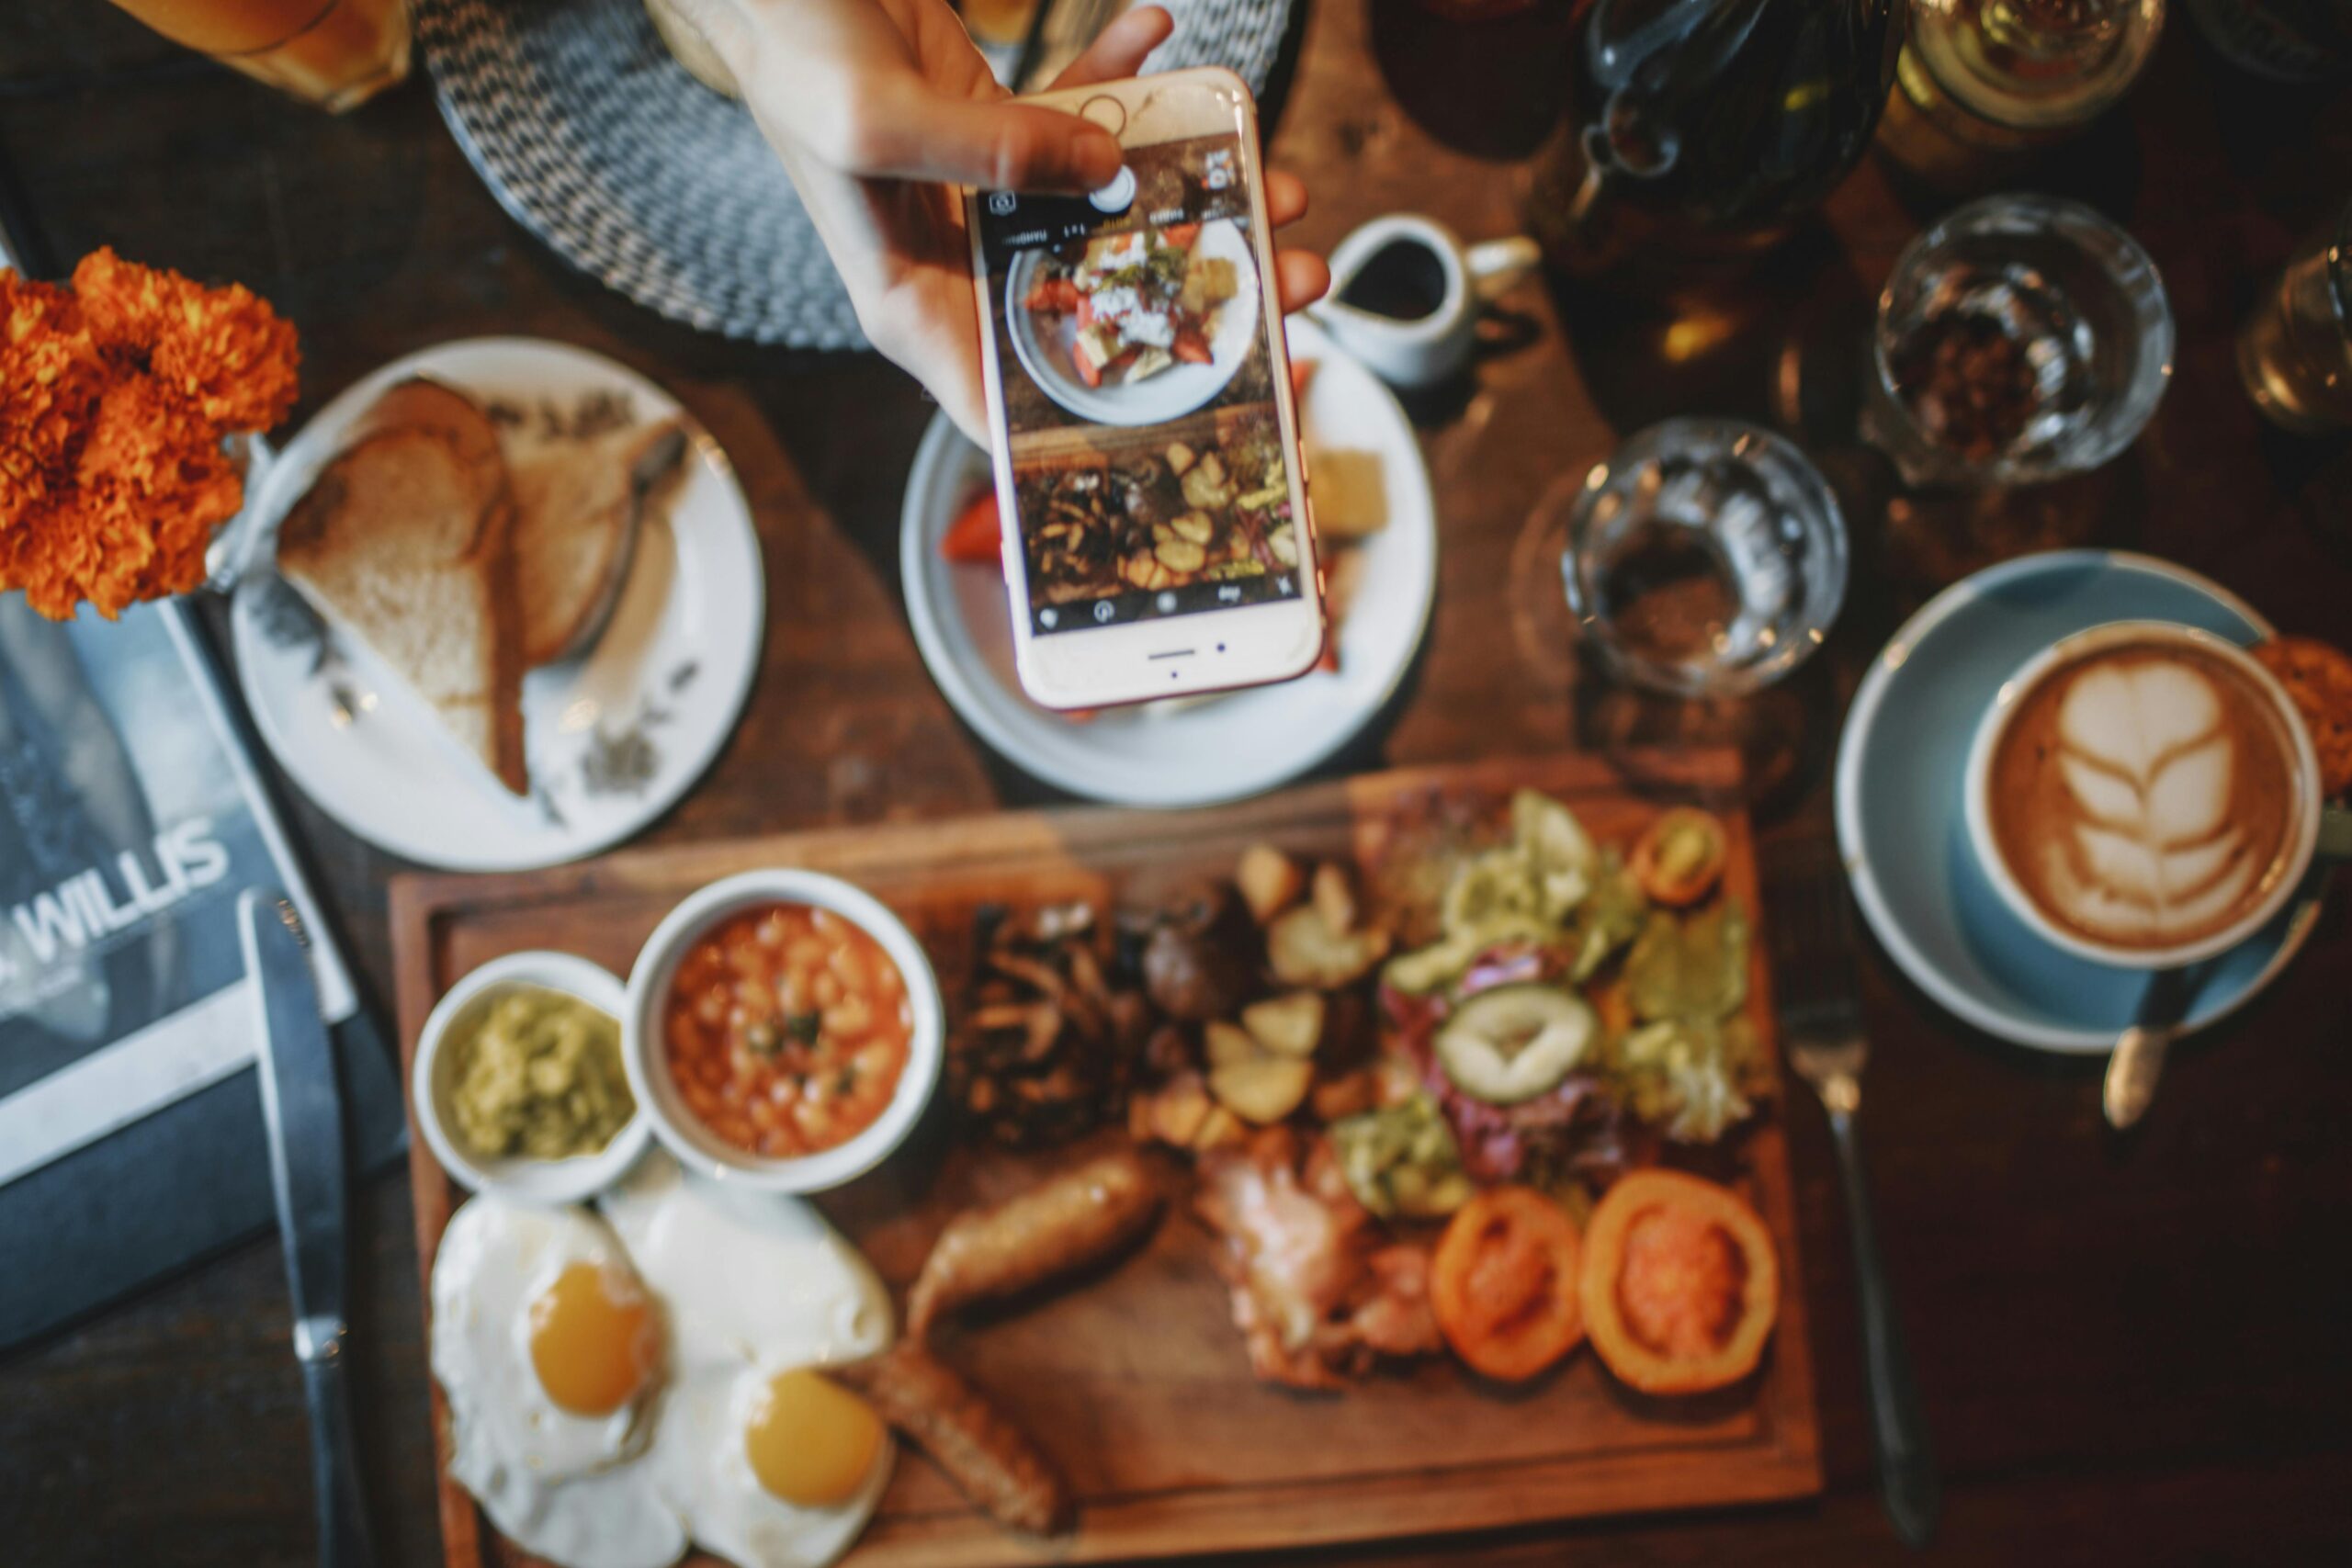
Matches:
[1512,788,1596,919]
[1331,1093,1475,1218]
[1609,1015,1760,1144]
[1624,899,1748,1023]
[1381,792,1601,996]
[1566,850,1648,982]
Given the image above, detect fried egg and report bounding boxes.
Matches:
[603,1152,894,1568]
[431,1198,686,1568]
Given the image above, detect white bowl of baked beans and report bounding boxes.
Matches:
[622,869,944,1193]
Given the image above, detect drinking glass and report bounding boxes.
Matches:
[105,0,411,112]
[1876,0,2165,189]
[1560,419,1849,698]
[1862,194,2173,489]
[2237,198,2352,435]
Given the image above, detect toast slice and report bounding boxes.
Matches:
[510,420,687,667]
[277,378,529,796]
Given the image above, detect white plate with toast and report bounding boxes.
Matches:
[900,317,1437,807]
[230,338,763,871]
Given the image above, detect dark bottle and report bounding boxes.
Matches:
[1530,0,1904,282]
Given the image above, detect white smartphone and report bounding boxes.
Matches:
[966,67,1325,711]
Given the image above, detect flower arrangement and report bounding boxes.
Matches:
[1,248,299,619]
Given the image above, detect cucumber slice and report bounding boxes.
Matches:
[1384,931,1482,995]
[1442,848,1543,933]
[1434,984,1595,1105]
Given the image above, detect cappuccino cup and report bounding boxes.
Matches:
[1964,620,2346,969]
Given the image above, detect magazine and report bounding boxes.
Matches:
[0,595,402,1348]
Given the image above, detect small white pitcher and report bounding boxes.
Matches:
[1306,214,1541,389]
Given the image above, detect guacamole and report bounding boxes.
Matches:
[447,987,632,1160]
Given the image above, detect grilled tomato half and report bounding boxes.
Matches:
[1580,1168,1777,1394]
[1430,1186,1584,1382]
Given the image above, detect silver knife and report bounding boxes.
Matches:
[242,888,375,1568]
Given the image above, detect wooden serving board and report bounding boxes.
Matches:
[390,750,1820,1568]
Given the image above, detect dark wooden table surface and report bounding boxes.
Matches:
[6,4,2352,1565]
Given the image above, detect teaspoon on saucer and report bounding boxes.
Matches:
[2103,964,2195,1130]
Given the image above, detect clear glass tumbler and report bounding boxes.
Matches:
[1862,194,2174,488]
[1877,0,2165,189]
[1561,419,1849,698]
[2237,198,2352,435]
[105,0,411,112]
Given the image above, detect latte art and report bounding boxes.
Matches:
[1989,643,2301,953]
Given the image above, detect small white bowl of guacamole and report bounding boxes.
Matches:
[413,950,650,1204]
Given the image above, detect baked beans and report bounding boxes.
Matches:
[662,902,910,1158]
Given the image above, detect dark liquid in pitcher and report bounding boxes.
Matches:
[1339,243,1450,321]
[1532,0,1902,276]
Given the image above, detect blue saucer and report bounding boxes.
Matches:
[1835,550,2319,1053]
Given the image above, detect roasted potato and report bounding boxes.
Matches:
[1210,1056,1314,1125]
[1311,863,1359,935]
[1267,904,1390,989]
[1235,842,1305,924]
[1204,1020,1262,1070]
[1240,992,1325,1059]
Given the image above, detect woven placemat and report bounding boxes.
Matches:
[417,0,1301,348]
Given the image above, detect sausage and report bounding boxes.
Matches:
[907,1148,1162,1338]
[831,1344,1071,1536]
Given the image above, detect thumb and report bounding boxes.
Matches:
[851,88,1124,193]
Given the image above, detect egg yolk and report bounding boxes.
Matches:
[743,1368,884,1507]
[527,1261,659,1416]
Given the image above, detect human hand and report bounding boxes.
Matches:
[667,1,1329,439]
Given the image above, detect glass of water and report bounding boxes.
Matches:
[1560,419,1849,698]
[1863,194,2173,488]
[2237,197,2352,435]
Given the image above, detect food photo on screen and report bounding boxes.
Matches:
[986,133,1269,433]
[1010,408,1302,635]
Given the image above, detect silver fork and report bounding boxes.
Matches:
[1769,838,1940,1549]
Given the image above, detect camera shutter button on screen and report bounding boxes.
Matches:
[1080,97,1134,212]
[1089,165,1136,213]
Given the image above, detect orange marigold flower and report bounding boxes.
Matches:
[0,250,297,619]
[76,247,300,431]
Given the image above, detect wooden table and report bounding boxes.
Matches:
[6,3,2352,1564]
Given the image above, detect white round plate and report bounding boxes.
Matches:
[901,317,1436,808]
[1004,219,1261,427]
[231,337,763,872]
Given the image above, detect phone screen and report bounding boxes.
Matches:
[974,130,1306,638]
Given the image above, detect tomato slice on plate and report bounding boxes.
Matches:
[1025,277,1080,314]
[940,492,1001,566]
[1580,1168,1778,1394]
[1430,1186,1584,1382]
